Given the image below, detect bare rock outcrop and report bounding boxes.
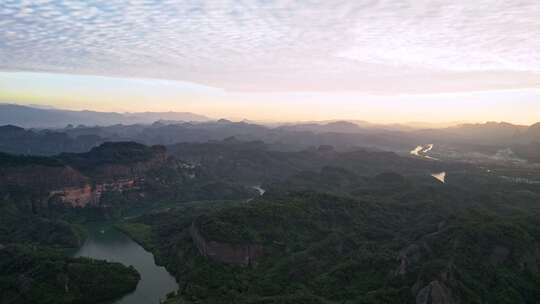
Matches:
[416,280,456,304]
[0,165,88,190]
[1,143,167,208]
[48,178,140,207]
[190,221,263,266]
[395,243,426,276]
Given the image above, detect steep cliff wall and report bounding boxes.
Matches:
[59,142,168,182]
[0,165,88,190]
[49,184,98,207]
[85,152,166,182]
[1,164,145,208]
[48,178,140,207]
[190,221,263,266]
[1,142,167,209]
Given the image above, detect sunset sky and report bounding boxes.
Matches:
[1,0,539,123]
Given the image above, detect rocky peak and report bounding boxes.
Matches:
[190,219,263,267]
[416,280,456,304]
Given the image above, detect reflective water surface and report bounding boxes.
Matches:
[74,224,178,304]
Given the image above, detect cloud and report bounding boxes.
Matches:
[0,0,539,93]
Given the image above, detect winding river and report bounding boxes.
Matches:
[410,144,446,183]
[74,223,178,304]
[410,144,438,160]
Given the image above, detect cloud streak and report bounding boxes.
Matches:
[0,0,539,93]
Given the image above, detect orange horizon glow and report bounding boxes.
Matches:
[1,72,540,125]
[2,1,539,125]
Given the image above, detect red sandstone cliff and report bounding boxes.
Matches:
[0,165,88,190]
[84,148,167,182]
[1,142,167,208]
[190,221,263,266]
[48,178,140,207]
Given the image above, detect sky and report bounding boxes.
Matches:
[1,0,539,123]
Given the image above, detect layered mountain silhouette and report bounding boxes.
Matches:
[1,103,540,165]
[0,103,210,128]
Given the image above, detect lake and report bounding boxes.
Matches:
[73,223,178,304]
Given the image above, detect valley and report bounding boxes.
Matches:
[74,223,178,304]
[2,119,540,304]
[2,1,539,303]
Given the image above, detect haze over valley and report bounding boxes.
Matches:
[2,100,540,304]
[2,1,540,304]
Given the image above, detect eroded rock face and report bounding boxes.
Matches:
[0,165,88,190]
[48,178,140,207]
[190,221,263,266]
[49,184,98,207]
[416,280,456,304]
[86,153,167,182]
[395,243,429,276]
[1,143,168,209]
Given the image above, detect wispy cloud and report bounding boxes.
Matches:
[1,0,539,93]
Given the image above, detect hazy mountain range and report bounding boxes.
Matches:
[2,106,540,304]
[0,103,210,128]
[0,103,475,130]
[1,103,540,164]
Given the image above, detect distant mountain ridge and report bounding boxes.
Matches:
[2,103,540,165]
[277,120,369,134]
[415,121,536,145]
[0,103,210,128]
